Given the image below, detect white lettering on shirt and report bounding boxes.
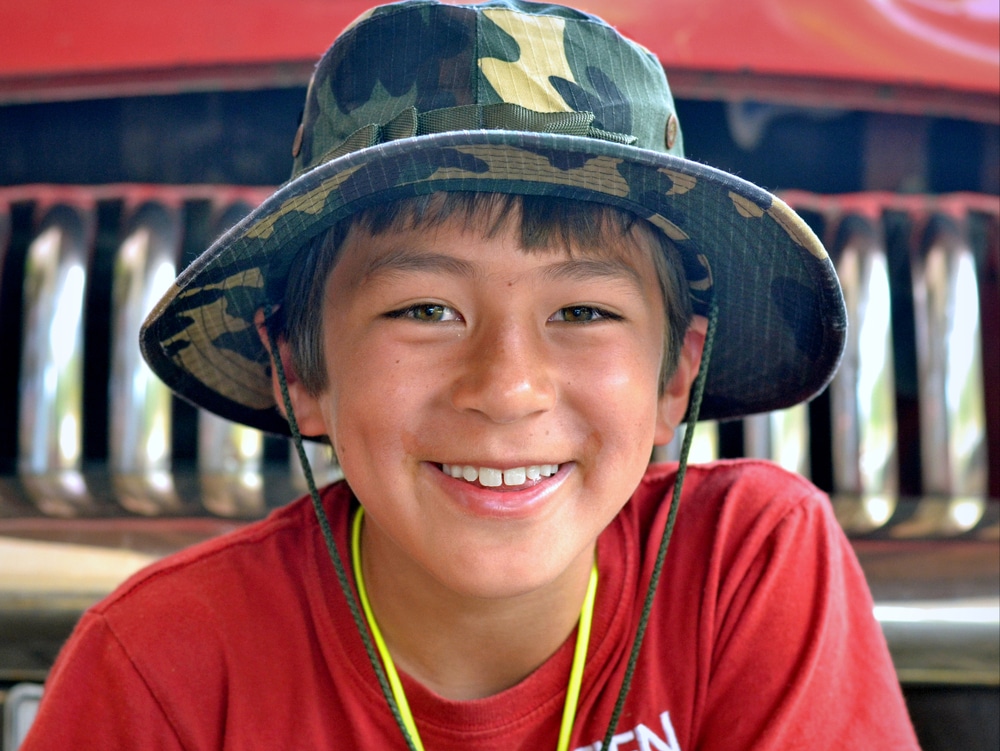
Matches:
[574,711,680,751]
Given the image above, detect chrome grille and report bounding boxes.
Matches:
[0,185,997,690]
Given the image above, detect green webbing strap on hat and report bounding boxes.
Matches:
[311,102,637,169]
[264,318,421,751]
[600,293,719,749]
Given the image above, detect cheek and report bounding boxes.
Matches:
[324,338,439,454]
[580,334,663,398]
[570,346,663,444]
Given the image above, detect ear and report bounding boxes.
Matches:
[654,315,708,445]
[254,308,328,438]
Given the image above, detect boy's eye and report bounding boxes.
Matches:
[389,303,460,322]
[551,306,617,323]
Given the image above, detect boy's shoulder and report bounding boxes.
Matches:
[629,458,834,552]
[90,482,352,622]
[639,457,826,510]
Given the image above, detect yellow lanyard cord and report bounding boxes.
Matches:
[352,508,424,750]
[351,507,598,751]
[558,552,599,751]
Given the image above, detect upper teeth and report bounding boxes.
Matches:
[441,464,559,487]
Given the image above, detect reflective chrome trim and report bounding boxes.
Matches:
[743,404,810,476]
[0,186,996,693]
[912,215,987,497]
[109,202,179,477]
[18,204,91,476]
[109,202,182,516]
[830,215,898,496]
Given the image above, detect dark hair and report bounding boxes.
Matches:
[280,193,693,395]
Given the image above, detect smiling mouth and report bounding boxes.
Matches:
[440,463,560,488]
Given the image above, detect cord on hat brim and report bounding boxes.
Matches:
[265,316,421,751]
[267,290,719,750]
[599,292,719,747]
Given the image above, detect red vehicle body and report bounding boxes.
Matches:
[0,1,997,748]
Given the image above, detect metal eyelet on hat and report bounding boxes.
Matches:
[665,113,678,150]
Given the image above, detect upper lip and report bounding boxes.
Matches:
[436,460,563,469]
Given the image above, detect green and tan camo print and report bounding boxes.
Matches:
[291,0,680,177]
[141,0,846,435]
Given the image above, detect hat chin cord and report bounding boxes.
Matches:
[599,293,719,749]
[265,318,421,751]
[265,294,719,751]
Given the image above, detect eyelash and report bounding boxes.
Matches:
[386,303,460,323]
[385,304,622,324]
[550,306,622,323]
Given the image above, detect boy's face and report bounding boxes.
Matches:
[283,208,698,601]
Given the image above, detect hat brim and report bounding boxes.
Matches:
[140,130,846,435]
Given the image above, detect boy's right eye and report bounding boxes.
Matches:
[387,303,460,322]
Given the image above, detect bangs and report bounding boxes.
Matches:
[282,192,692,396]
[354,192,648,259]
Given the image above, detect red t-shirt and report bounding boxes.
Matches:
[22,460,919,750]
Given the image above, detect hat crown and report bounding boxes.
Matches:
[292,0,682,177]
[140,0,845,433]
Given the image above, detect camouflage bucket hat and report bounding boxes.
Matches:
[140,0,846,435]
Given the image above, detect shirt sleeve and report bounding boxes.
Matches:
[693,481,920,750]
[19,611,185,751]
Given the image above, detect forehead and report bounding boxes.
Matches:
[337,214,661,296]
[336,194,665,282]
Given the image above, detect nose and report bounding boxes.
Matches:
[450,320,557,423]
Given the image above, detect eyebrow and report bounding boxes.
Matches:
[355,248,479,286]
[539,256,645,291]
[355,247,645,292]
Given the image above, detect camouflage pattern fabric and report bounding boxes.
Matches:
[140,0,846,435]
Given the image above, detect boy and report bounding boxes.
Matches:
[23,1,919,748]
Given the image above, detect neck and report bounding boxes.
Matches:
[358,518,595,701]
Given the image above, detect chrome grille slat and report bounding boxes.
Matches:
[0,185,996,691]
[109,200,179,479]
[912,213,987,498]
[18,203,91,476]
[829,213,898,498]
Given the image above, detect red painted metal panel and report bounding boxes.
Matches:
[1,0,365,74]
[651,0,999,93]
[1,0,997,108]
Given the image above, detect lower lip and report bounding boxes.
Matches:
[428,463,571,520]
